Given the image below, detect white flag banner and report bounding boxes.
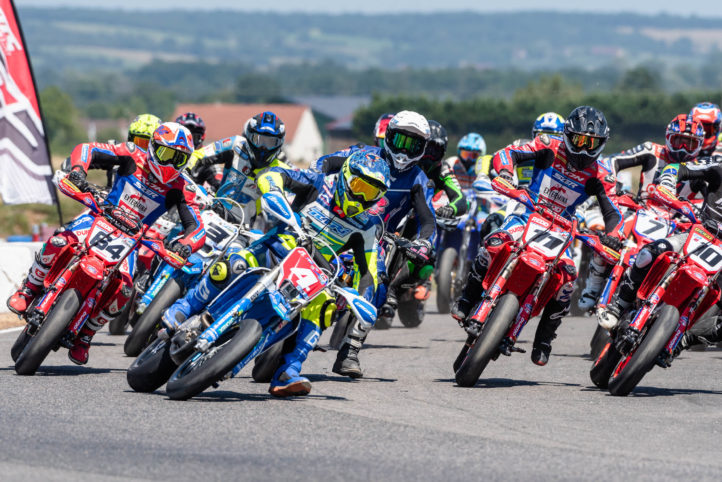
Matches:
[0,0,55,205]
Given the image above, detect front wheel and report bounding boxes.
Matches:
[398,299,424,328]
[436,247,458,314]
[589,324,611,360]
[589,339,622,389]
[166,319,263,400]
[608,304,679,396]
[126,337,177,393]
[124,278,183,357]
[455,293,519,387]
[11,325,32,362]
[15,289,82,375]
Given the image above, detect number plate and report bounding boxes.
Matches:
[686,228,722,273]
[522,214,568,258]
[633,209,670,241]
[278,247,329,299]
[200,210,238,253]
[87,220,135,264]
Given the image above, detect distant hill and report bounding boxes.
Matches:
[17,8,722,74]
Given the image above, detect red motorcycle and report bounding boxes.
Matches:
[11,177,186,375]
[591,217,722,395]
[454,177,618,387]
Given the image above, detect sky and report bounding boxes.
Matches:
[14,0,722,17]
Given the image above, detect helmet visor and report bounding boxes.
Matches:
[153,144,190,169]
[459,149,480,162]
[568,133,605,152]
[387,131,425,158]
[248,132,283,150]
[702,122,720,138]
[348,175,385,202]
[131,135,150,150]
[669,133,701,152]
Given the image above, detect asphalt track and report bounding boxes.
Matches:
[1,307,722,481]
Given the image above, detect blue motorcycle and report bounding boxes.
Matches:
[435,178,505,313]
[123,199,257,357]
[126,192,376,399]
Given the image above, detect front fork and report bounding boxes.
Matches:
[664,285,708,355]
[505,270,551,345]
[466,255,519,336]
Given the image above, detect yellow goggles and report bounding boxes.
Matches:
[154,144,190,169]
[348,176,384,202]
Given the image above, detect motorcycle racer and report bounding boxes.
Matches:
[598,115,708,334]
[164,150,389,396]
[186,111,290,218]
[421,120,468,219]
[452,106,623,366]
[8,122,205,364]
[579,114,708,310]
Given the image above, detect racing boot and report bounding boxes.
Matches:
[531,300,565,366]
[577,256,607,311]
[7,258,50,315]
[333,317,371,378]
[379,289,398,320]
[68,325,97,365]
[597,295,632,331]
[162,275,221,330]
[269,319,320,397]
[7,279,42,315]
[450,268,484,322]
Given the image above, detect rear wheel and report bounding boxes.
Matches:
[398,299,424,328]
[124,278,183,357]
[15,289,82,376]
[608,304,679,396]
[328,311,351,350]
[436,247,458,314]
[455,293,519,387]
[166,319,263,400]
[126,338,177,393]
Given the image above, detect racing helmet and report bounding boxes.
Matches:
[244,112,286,169]
[665,114,704,164]
[689,102,721,156]
[532,112,565,138]
[383,110,430,172]
[175,112,206,148]
[335,150,390,217]
[147,122,194,184]
[457,132,486,171]
[374,113,395,148]
[563,106,609,170]
[127,114,162,150]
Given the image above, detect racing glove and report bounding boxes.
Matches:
[435,205,455,219]
[406,239,434,265]
[599,233,622,252]
[168,239,192,259]
[67,168,88,192]
[498,169,517,188]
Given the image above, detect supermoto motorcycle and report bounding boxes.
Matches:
[11,177,186,375]
[453,177,619,387]
[126,191,376,399]
[122,198,258,357]
[590,215,722,396]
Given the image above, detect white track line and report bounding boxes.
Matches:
[0,326,24,335]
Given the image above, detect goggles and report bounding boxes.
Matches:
[568,133,605,152]
[247,132,283,150]
[668,133,701,152]
[387,131,425,158]
[348,175,385,203]
[130,135,150,150]
[153,143,190,169]
[459,149,480,162]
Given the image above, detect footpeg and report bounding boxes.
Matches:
[464,319,483,337]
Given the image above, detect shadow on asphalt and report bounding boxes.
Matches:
[168,389,348,402]
[619,385,722,397]
[1,365,124,376]
[434,377,581,388]
[364,343,425,350]
[306,373,397,383]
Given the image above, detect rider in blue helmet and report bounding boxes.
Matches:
[532,112,565,139]
[457,133,487,174]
